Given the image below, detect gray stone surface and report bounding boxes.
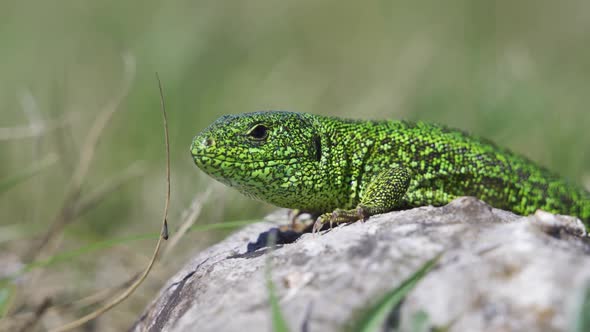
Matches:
[133,197,590,332]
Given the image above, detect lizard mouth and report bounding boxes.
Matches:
[193,155,303,167]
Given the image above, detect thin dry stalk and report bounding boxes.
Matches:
[163,188,212,258]
[72,161,146,218]
[15,298,52,332]
[32,187,209,320]
[21,91,44,139]
[53,271,140,313]
[21,91,46,238]
[0,113,76,141]
[48,73,171,332]
[26,54,136,261]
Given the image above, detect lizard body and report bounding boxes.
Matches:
[190,111,590,231]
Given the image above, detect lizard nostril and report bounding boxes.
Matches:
[191,135,214,157]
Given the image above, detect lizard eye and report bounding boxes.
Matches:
[246,124,269,140]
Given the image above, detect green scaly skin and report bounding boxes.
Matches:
[190,111,590,232]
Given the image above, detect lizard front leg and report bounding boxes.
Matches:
[313,166,412,233]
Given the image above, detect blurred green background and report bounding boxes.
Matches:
[1,0,589,330]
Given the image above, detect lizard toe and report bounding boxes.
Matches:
[312,217,324,234]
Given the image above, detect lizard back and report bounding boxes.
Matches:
[315,115,590,222]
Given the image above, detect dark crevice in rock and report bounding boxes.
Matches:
[164,257,211,292]
[245,227,303,253]
[149,258,211,332]
[228,247,277,259]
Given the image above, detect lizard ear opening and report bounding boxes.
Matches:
[313,134,322,162]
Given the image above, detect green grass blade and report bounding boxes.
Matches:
[267,274,290,332]
[572,281,590,332]
[8,219,260,278]
[0,288,9,317]
[24,233,159,272]
[410,310,430,332]
[0,282,14,318]
[351,252,443,332]
[0,154,57,194]
[265,231,290,332]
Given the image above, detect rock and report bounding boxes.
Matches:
[133,197,590,332]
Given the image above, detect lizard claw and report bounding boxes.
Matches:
[330,211,336,229]
[312,217,323,234]
[357,206,368,222]
[312,212,331,234]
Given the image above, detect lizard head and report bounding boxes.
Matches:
[191,111,323,206]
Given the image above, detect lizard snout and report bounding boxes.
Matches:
[190,133,214,158]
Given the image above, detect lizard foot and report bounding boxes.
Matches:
[312,207,368,234]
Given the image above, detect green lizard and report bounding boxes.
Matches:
[190,111,590,233]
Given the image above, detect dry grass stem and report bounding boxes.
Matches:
[163,188,212,258]
[26,54,136,261]
[48,73,171,332]
[14,298,52,332]
[0,113,77,141]
[72,161,146,218]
